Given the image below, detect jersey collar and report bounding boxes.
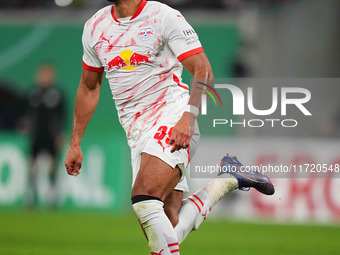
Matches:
[111,0,147,24]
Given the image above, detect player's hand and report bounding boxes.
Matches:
[170,111,195,153]
[64,145,83,176]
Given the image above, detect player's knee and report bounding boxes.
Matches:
[131,184,163,200]
[131,195,164,217]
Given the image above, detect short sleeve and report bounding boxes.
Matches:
[163,10,204,62]
[82,23,104,72]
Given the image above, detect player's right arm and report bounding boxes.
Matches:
[65,68,104,176]
[65,19,105,176]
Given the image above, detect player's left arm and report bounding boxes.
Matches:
[162,8,213,152]
[170,52,214,152]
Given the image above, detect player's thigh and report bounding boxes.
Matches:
[164,190,183,227]
[131,153,181,201]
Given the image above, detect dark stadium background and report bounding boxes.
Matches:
[0,0,340,254]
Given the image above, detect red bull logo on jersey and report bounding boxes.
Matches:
[105,50,152,71]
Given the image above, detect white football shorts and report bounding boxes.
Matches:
[130,117,200,194]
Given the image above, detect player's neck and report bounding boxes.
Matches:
[114,0,143,19]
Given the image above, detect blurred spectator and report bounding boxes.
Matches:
[320,108,340,137]
[0,80,26,131]
[26,63,65,209]
[334,109,340,137]
[232,60,251,77]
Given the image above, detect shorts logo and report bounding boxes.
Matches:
[138,27,153,41]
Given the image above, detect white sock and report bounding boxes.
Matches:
[133,199,180,255]
[175,177,238,244]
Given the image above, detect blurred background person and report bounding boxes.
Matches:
[0,80,26,131]
[26,63,65,209]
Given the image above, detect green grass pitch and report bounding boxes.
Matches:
[0,210,339,255]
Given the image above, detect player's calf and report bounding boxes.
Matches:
[164,190,183,227]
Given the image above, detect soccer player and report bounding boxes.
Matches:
[64,0,274,254]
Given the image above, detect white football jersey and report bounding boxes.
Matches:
[82,0,203,147]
